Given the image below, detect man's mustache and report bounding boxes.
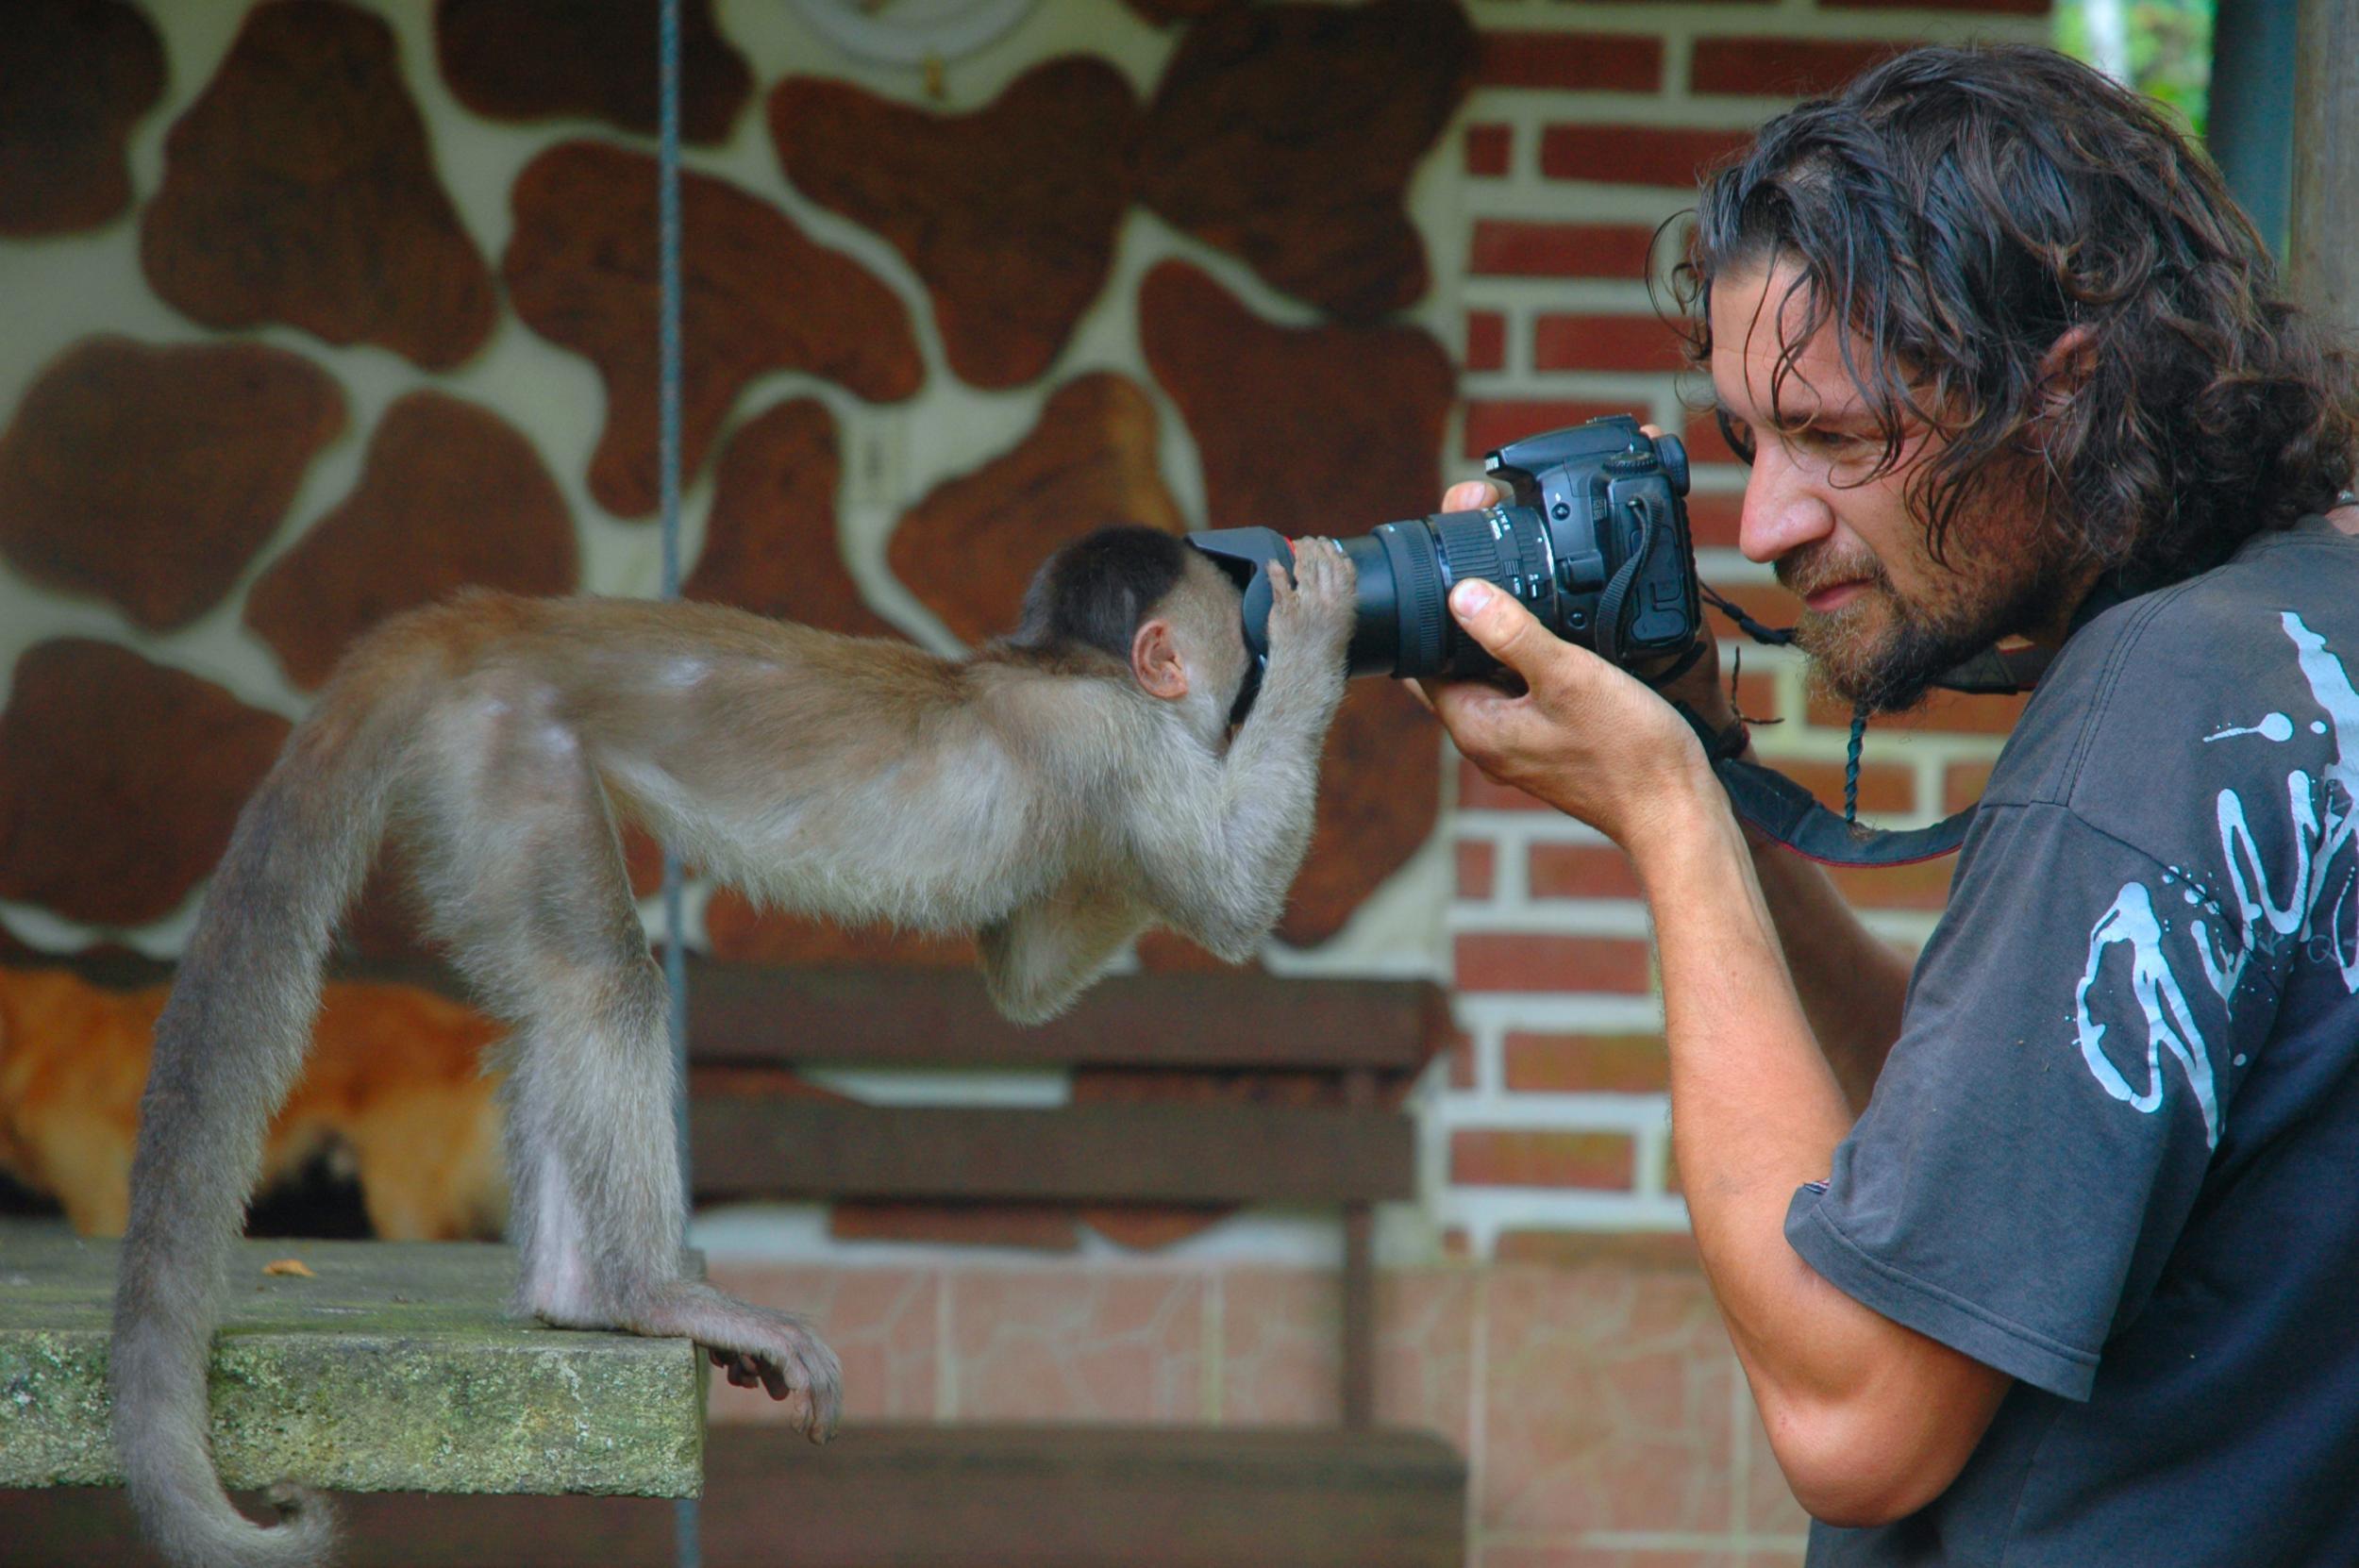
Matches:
[1776,543,1887,603]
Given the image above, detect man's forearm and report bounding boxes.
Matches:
[1629,766,2009,1520]
[1740,824,1913,1113]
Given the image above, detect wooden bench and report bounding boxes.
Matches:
[679,959,1468,1568]
[0,958,1467,1566]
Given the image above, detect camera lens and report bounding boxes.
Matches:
[1184,415,1697,704]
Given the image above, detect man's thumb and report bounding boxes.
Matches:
[1447,579,1551,675]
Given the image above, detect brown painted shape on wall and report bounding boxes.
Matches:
[1134,0,1476,322]
[139,0,494,370]
[0,641,291,927]
[505,141,923,520]
[0,336,344,631]
[436,0,751,145]
[888,373,1184,647]
[769,58,1137,391]
[244,392,580,690]
[685,398,897,641]
[1138,259,1451,550]
[0,0,166,237]
[1140,259,1448,945]
[1279,678,1440,947]
[703,890,978,969]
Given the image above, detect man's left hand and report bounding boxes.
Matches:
[1421,576,1717,855]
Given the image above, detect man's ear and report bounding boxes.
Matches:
[1131,618,1190,701]
[2034,325,2098,415]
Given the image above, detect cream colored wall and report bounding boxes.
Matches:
[0,0,1458,975]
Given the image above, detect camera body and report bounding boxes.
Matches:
[1189,415,1700,702]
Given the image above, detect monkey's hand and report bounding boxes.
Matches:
[1263,537,1356,682]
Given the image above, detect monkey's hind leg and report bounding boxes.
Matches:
[412,722,841,1441]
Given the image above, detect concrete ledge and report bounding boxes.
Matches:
[0,1226,704,1497]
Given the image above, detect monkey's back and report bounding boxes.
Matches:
[368,592,1139,935]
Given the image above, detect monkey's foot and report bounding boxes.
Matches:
[637,1286,844,1443]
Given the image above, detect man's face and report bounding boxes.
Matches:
[1708,258,2070,711]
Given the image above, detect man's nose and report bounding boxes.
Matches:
[1737,445,1833,565]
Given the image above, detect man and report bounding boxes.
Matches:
[1430,45,2359,1565]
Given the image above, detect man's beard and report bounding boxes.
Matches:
[1783,542,2075,714]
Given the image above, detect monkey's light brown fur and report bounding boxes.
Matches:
[111,531,1356,1568]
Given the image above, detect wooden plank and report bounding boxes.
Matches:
[684,959,1448,1072]
[689,1100,1416,1205]
[1342,1068,1379,1429]
[1,1424,1467,1567]
[699,1424,1468,1568]
[2292,0,2359,332]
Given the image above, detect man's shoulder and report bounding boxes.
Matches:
[2064,516,2351,660]
[1986,520,2359,824]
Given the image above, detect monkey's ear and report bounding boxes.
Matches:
[1130,619,1190,701]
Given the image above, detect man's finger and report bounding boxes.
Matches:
[1443,479,1504,512]
[1447,578,1563,682]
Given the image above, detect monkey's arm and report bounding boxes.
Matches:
[979,880,1153,1025]
[1123,542,1355,961]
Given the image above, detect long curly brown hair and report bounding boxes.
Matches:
[1673,44,2358,589]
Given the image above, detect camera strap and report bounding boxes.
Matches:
[1665,578,2131,868]
[1678,707,1983,867]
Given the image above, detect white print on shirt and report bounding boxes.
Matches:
[2075,612,2359,1148]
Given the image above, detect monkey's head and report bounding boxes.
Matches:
[1008,526,1252,746]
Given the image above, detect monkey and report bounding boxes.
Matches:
[107,526,1357,1568]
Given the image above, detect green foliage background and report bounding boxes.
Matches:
[2053,0,2217,135]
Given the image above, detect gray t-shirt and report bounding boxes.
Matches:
[1786,518,2359,1566]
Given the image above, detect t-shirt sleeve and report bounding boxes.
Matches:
[1784,800,2271,1401]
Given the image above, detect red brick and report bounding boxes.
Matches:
[1824,854,1958,912]
[1480,31,1663,93]
[1464,398,1628,460]
[1804,684,2031,736]
[1458,838,1497,899]
[1497,1229,1700,1268]
[1464,122,1512,177]
[1683,408,1746,464]
[1504,1030,1668,1093]
[1528,842,1643,901]
[1469,219,1657,280]
[1773,758,1917,818]
[1727,661,1780,725]
[1464,309,1506,373]
[1453,932,1655,994]
[1531,312,1689,375]
[1539,124,1754,189]
[1685,491,1744,550]
[1944,759,1993,814]
[1698,575,1800,633]
[1451,1128,1636,1190]
[1458,757,1551,811]
[1690,38,1906,99]
[1448,1029,1478,1090]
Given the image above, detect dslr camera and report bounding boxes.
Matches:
[1189,415,1701,711]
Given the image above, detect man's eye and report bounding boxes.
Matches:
[1797,426,1868,458]
[1714,409,1756,466]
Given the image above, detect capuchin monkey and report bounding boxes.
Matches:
[110,527,1356,1568]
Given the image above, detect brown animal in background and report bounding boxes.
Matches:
[110,526,1356,1567]
[0,966,506,1242]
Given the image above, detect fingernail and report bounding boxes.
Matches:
[1451,580,1492,615]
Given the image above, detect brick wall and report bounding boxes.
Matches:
[1436,0,2052,1257]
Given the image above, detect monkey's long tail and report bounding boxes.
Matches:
[109,652,431,1568]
